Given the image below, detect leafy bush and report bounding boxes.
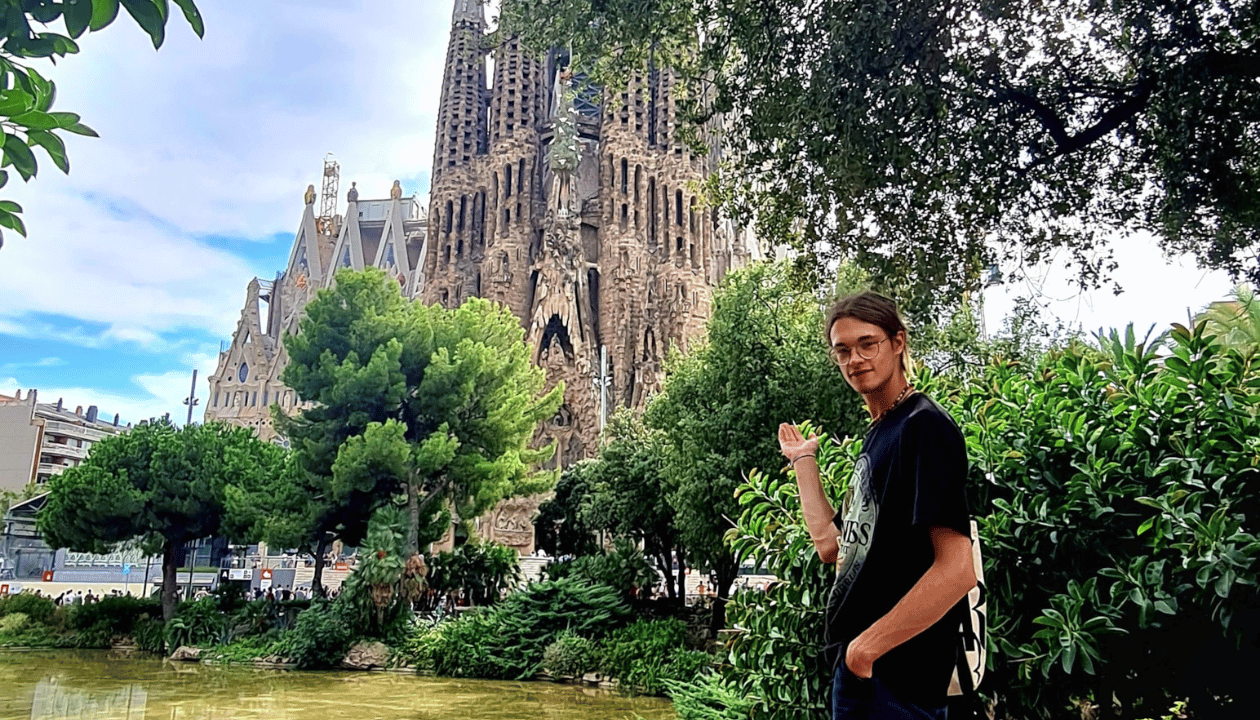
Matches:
[485,577,633,679]
[942,323,1260,719]
[206,634,284,664]
[542,630,600,678]
[425,540,522,608]
[225,598,307,640]
[666,672,755,720]
[133,617,165,653]
[543,539,660,600]
[696,421,850,720]
[275,599,356,669]
[0,612,30,635]
[0,617,60,647]
[599,617,712,695]
[0,593,55,625]
[398,577,632,680]
[404,610,504,678]
[71,595,161,635]
[164,597,225,649]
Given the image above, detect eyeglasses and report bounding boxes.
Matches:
[830,337,888,366]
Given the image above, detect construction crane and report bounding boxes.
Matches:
[318,153,340,235]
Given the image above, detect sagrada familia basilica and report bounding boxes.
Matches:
[205,0,758,553]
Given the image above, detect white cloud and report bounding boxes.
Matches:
[0,0,453,347]
[0,357,65,371]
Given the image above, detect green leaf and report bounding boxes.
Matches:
[0,89,36,117]
[65,0,95,38]
[10,111,60,131]
[120,0,166,48]
[47,111,83,129]
[90,0,122,31]
[65,122,99,138]
[172,0,204,37]
[3,134,38,180]
[28,130,69,173]
[0,200,22,214]
[0,208,27,236]
[25,69,56,112]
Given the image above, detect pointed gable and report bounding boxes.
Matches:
[327,200,366,282]
[372,196,416,290]
[284,202,324,289]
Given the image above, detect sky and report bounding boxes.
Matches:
[0,0,1241,427]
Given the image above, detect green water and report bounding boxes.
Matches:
[0,650,674,720]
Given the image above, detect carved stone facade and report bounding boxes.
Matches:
[418,1,756,472]
[206,0,755,555]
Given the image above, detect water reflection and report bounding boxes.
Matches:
[0,650,674,720]
[33,682,147,720]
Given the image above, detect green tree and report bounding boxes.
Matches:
[646,260,867,631]
[220,453,355,598]
[582,408,686,603]
[338,506,426,637]
[36,418,284,621]
[500,0,1260,311]
[1197,284,1260,356]
[277,268,562,560]
[0,0,203,248]
[534,458,601,558]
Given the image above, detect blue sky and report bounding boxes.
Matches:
[0,0,452,424]
[0,0,1240,426]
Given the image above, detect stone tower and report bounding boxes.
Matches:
[205,0,755,552]
[417,0,755,467]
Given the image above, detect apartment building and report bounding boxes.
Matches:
[0,389,128,492]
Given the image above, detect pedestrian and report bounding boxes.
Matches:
[778,290,976,720]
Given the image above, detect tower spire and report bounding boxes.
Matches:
[452,0,483,27]
[432,0,488,184]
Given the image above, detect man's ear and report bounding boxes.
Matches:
[892,330,907,357]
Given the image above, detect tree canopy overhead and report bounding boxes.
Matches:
[500,0,1260,311]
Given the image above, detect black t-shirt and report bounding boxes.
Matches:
[825,392,971,708]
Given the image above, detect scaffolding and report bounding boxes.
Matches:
[318,154,340,235]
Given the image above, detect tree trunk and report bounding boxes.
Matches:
[709,557,739,636]
[678,547,691,606]
[312,535,329,599]
[406,477,420,555]
[657,551,676,601]
[161,538,180,622]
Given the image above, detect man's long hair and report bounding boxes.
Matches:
[824,291,910,373]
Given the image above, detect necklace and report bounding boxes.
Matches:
[870,383,915,426]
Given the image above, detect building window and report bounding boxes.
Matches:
[238,362,249,383]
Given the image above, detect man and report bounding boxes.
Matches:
[778,291,976,720]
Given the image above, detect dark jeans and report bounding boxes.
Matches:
[831,664,948,720]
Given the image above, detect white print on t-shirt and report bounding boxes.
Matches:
[832,453,878,605]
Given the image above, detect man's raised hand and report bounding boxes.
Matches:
[777,423,819,464]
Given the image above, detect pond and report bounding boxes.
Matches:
[0,650,674,720]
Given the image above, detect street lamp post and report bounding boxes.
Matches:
[182,369,200,426]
